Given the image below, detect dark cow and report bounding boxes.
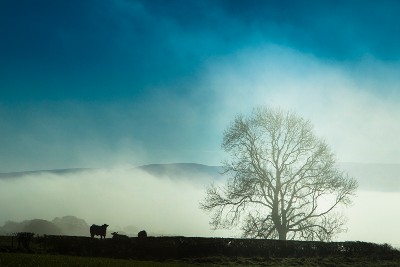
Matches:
[138,230,147,239]
[111,232,129,239]
[90,224,109,239]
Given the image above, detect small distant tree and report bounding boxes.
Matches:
[201,107,357,241]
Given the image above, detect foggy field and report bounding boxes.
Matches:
[1,163,400,246]
[0,165,230,238]
[1,164,399,266]
[0,167,217,237]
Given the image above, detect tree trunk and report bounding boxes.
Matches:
[278,228,287,240]
[272,199,287,240]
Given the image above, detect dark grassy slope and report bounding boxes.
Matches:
[2,235,400,266]
[1,235,399,260]
[1,252,400,267]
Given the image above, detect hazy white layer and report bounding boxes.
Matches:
[344,191,400,247]
[1,167,399,247]
[0,168,231,237]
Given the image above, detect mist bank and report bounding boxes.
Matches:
[1,162,398,192]
[0,215,142,237]
[0,165,231,238]
[0,163,399,245]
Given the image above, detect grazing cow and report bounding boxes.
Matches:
[111,232,129,239]
[90,224,109,239]
[138,230,147,239]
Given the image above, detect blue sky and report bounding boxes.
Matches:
[1,0,400,172]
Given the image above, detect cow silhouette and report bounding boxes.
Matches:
[111,232,129,239]
[138,230,147,238]
[90,224,109,239]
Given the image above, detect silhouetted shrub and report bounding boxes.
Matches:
[138,230,147,239]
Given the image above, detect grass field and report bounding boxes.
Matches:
[2,235,400,266]
[2,252,400,267]
[0,253,194,267]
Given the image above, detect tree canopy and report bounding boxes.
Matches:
[201,107,357,241]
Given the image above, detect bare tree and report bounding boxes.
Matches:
[201,107,357,241]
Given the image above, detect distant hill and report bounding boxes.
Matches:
[52,216,90,236]
[338,163,400,192]
[0,163,224,182]
[140,162,398,192]
[0,216,89,236]
[0,168,92,179]
[137,163,223,182]
[0,162,398,192]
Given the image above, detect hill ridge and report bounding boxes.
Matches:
[0,162,399,192]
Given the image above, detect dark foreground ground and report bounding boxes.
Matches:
[2,252,400,266]
[1,235,400,266]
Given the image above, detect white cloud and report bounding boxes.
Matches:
[1,46,399,172]
[203,45,400,164]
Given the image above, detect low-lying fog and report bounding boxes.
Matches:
[0,168,232,237]
[0,167,399,248]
